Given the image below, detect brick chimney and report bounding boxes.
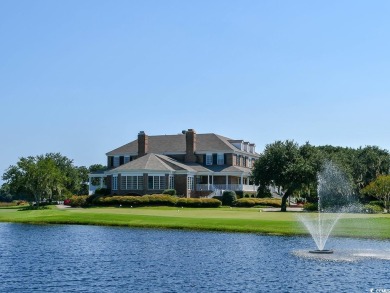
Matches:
[138,131,148,157]
[185,129,197,163]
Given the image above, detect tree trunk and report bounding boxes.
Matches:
[281,188,292,212]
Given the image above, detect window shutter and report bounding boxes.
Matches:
[203,154,206,165]
[213,154,217,165]
[120,156,124,165]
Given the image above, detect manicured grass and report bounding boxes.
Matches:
[0,206,389,239]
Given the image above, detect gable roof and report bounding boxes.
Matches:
[107,153,175,173]
[106,133,259,156]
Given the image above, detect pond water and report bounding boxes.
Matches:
[0,223,389,292]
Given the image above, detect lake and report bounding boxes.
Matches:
[0,223,389,292]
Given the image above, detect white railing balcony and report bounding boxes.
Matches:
[196,184,259,192]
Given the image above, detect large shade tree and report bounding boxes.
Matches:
[362,175,390,213]
[1,153,96,206]
[252,141,321,212]
[2,156,65,207]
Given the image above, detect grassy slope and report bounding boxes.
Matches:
[0,206,389,238]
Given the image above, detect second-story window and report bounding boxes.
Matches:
[113,156,120,167]
[206,154,212,165]
[217,153,224,165]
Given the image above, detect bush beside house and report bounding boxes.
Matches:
[222,191,237,206]
[234,198,282,208]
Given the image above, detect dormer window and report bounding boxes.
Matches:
[206,153,213,165]
[217,153,224,165]
[249,143,256,154]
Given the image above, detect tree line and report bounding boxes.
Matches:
[252,141,390,212]
[0,153,105,207]
[2,143,390,212]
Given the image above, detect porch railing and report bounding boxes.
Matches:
[196,184,258,192]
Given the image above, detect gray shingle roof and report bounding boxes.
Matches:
[108,153,175,173]
[107,153,252,175]
[106,133,259,156]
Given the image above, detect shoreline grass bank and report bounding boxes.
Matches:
[0,206,389,239]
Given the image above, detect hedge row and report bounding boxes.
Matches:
[234,198,282,208]
[93,195,221,208]
[176,198,221,208]
[69,195,89,207]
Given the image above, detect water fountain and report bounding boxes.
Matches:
[299,161,355,254]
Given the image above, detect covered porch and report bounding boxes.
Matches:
[195,173,258,192]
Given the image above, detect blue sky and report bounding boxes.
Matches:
[1,0,390,177]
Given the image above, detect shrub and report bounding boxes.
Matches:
[86,194,101,205]
[234,199,257,207]
[90,195,221,208]
[94,188,110,196]
[177,198,221,208]
[146,195,177,206]
[63,199,71,205]
[369,201,384,208]
[303,202,318,212]
[257,186,272,198]
[234,198,282,208]
[222,191,236,206]
[235,191,244,199]
[363,203,383,214]
[69,195,89,207]
[162,189,177,196]
[212,196,223,202]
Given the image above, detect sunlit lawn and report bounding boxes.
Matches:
[0,206,389,239]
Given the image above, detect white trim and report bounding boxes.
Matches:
[106,169,172,175]
[119,173,144,177]
[147,173,168,176]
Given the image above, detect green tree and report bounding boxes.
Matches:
[42,153,80,195]
[89,164,106,172]
[318,145,390,191]
[2,153,105,202]
[361,175,390,213]
[88,164,107,188]
[252,141,320,212]
[2,156,64,207]
[76,166,89,195]
[0,183,12,202]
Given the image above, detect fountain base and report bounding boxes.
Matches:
[309,250,333,254]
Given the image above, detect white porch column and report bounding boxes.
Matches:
[240,174,244,190]
[99,177,103,188]
[225,175,228,189]
[207,175,210,190]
